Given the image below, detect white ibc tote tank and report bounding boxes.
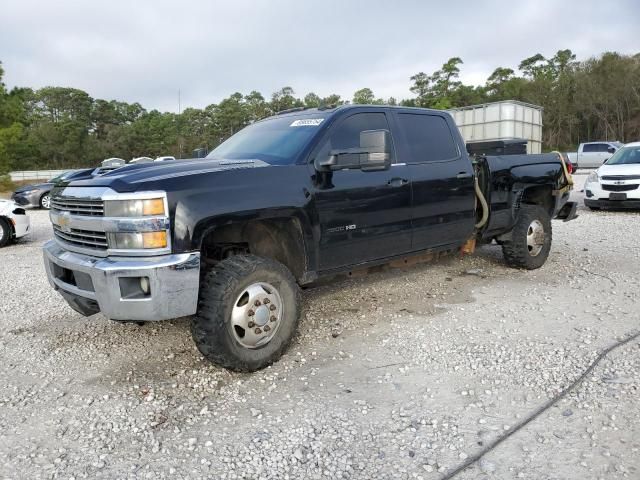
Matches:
[447,100,543,154]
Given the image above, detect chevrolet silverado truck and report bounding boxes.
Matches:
[43,105,576,371]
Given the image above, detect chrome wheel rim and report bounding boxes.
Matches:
[41,195,51,209]
[527,220,545,257]
[231,282,283,349]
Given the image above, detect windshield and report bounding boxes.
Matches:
[207,114,329,165]
[605,145,640,165]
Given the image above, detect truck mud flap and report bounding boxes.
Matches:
[555,201,578,222]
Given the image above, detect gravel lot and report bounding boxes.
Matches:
[0,173,638,479]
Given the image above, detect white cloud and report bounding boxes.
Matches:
[1,0,638,112]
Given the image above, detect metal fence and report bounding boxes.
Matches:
[9,170,68,182]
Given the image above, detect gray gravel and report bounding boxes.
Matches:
[0,173,638,479]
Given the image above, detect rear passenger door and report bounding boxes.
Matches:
[391,111,476,250]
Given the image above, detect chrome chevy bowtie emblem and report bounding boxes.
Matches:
[57,212,71,233]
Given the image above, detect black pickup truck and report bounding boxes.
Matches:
[43,105,576,371]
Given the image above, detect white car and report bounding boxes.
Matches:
[154,156,176,162]
[0,199,31,247]
[584,142,640,210]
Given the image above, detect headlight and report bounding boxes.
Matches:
[586,171,599,184]
[104,198,165,217]
[107,231,168,250]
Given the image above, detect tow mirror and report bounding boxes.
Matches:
[315,129,391,172]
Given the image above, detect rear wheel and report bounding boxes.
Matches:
[191,254,300,372]
[40,193,51,209]
[501,205,552,270]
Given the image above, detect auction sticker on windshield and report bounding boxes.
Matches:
[290,119,324,127]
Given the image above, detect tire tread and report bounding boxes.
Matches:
[501,204,552,270]
[191,254,300,372]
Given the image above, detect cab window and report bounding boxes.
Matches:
[398,114,459,163]
[316,112,393,164]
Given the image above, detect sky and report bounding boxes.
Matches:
[1,0,638,112]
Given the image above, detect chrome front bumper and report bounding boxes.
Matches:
[43,240,200,321]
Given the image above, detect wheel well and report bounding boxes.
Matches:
[521,185,554,216]
[200,218,307,281]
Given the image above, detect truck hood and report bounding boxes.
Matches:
[598,163,640,176]
[67,158,271,192]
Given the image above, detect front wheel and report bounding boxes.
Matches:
[40,193,51,209]
[0,218,12,248]
[191,254,301,372]
[501,205,552,270]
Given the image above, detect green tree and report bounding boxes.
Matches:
[304,92,321,108]
[518,54,549,79]
[244,91,269,121]
[270,86,302,112]
[1,50,640,171]
[321,94,342,106]
[409,57,465,109]
[352,87,377,104]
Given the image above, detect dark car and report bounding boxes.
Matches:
[12,169,94,209]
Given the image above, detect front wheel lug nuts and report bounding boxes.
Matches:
[269,305,276,311]
[254,300,261,307]
[264,325,271,332]
[270,315,277,322]
[254,327,262,334]
[264,298,270,304]
[248,309,255,316]
[248,321,255,328]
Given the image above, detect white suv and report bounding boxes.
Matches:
[584,142,640,210]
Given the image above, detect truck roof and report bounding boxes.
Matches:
[274,104,450,117]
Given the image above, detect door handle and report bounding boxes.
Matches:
[387,177,409,187]
[456,172,472,179]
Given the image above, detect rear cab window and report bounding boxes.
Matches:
[396,113,459,163]
[583,143,608,153]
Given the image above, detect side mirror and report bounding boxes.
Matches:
[607,146,616,154]
[315,129,391,172]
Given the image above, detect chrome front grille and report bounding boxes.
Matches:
[51,197,104,216]
[601,175,640,180]
[52,224,108,251]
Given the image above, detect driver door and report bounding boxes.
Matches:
[309,111,412,271]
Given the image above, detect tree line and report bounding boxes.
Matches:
[1,49,639,175]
